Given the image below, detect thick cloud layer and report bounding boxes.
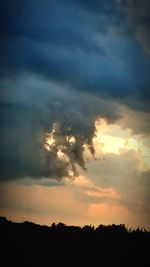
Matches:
[0,77,122,180]
[0,0,150,181]
[0,0,150,108]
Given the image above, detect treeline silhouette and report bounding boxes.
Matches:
[0,216,149,266]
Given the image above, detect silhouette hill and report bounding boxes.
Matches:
[0,216,149,266]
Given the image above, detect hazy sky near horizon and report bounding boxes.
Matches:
[0,0,150,228]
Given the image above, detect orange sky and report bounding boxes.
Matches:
[0,118,150,229]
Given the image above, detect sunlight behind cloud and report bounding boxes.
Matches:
[44,119,150,175]
[94,119,150,171]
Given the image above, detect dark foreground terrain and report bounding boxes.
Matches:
[0,216,149,266]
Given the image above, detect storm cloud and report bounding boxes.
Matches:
[0,76,122,180]
[0,0,150,105]
[0,0,150,181]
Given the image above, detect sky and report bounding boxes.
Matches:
[0,0,150,229]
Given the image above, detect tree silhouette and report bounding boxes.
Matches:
[0,216,149,266]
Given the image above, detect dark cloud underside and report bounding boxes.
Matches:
[0,0,150,181]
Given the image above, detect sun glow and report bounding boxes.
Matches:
[44,123,80,177]
[44,123,76,152]
[44,120,150,174]
[94,119,150,170]
[44,123,70,164]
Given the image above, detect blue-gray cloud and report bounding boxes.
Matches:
[0,76,122,181]
[0,0,150,109]
[0,0,150,181]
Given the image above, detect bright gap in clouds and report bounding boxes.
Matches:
[44,118,150,177]
[1,119,150,229]
[93,119,150,171]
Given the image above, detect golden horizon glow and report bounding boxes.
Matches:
[1,119,149,230]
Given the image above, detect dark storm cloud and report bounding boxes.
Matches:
[0,77,121,181]
[0,0,150,109]
[120,0,150,54]
[0,0,150,181]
